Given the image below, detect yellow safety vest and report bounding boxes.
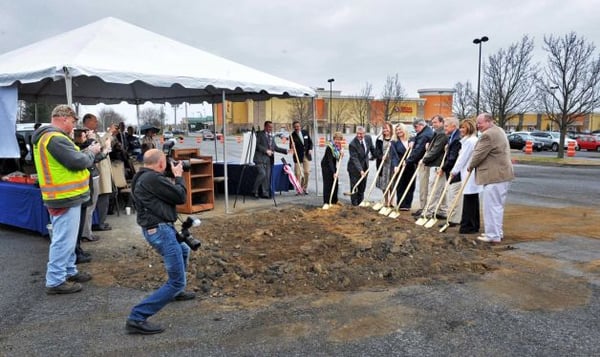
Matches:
[33,131,90,201]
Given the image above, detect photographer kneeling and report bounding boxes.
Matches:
[125,148,196,335]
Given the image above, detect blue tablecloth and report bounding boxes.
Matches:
[0,181,49,235]
[213,162,292,196]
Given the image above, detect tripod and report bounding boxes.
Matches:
[234,126,255,208]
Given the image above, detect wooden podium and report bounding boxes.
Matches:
[172,148,214,213]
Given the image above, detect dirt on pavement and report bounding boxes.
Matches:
[86,203,600,308]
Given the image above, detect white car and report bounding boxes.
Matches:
[547,131,579,151]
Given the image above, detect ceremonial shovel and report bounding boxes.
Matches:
[423,175,453,228]
[439,170,472,232]
[322,152,343,210]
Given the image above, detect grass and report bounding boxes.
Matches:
[512,153,600,166]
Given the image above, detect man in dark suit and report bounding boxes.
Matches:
[252,121,290,198]
[404,118,433,213]
[290,121,313,194]
[347,126,375,206]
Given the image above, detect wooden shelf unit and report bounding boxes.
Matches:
[172,148,214,213]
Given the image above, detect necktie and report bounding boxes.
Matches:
[297,131,304,145]
[361,140,367,153]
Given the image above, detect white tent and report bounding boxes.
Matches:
[0,17,314,104]
[0,17,315,212]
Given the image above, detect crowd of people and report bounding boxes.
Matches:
[32,107,513,335]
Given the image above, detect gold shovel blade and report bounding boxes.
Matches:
[322,204,330,210]
[379,207,391,215]
[359,201,371,207]
[415,216,428,226]
[372,202,383,211]
[423,218,437,228]
[388,210,400,218]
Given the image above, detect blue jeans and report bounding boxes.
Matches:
[128,223,190,322]
[46,205,81,287]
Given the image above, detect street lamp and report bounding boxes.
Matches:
[327,78,334,140]
[473,36,489,116]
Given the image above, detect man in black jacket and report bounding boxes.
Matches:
[402,118,433,212]
[252,121,290,198]
[347,126,375,206]
[421,115,448,218]
[439,117,462,227]
[125,149,196,335]
[290,121,313,194]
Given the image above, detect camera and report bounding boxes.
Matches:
[176,216,202,251]
[162,141,191,177]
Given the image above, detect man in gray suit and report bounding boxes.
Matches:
[252,121,290,198]
[468,113,514,243]
[347,126,375,206]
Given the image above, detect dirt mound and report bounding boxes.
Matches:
[89,205,498,302]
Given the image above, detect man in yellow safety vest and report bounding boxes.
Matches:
[32,105,102,295]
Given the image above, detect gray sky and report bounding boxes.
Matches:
[1,0,599,122]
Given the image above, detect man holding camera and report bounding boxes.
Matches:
[126,148,196,335]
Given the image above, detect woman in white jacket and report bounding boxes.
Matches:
[449,119,482,234]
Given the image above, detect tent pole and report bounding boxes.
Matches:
[135,102,140,135]
[222,91,230,214]
[63,67,73,106]
[312,96,319,196]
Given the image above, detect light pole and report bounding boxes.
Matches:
[473,36,488,116]
[327,78,334,140]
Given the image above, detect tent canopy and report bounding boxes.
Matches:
[0,17,314,104]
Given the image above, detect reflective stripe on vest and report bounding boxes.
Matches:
[33,132,90,201]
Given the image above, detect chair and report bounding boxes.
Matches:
[110,160,134,214]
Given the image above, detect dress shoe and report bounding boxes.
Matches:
[477,235,501,243]
[174,291,196,301]
[125,319,165,335]
[438,222,458,228]
[82,234,100,242]
[67,272,92,283]
[399,207,410,211]
[411,209,422,217]
[46,281,82,295]
[459,230,479,234]
[260,194,271,199]
[92,224,112,231]
[435,214,447,220]
[76,254,92,264]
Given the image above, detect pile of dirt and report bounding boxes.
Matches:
[90,204,499,302]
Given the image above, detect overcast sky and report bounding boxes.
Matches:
[1,0,599,123]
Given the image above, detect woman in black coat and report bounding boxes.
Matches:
[321,132,344,205]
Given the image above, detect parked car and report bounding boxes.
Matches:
[576,135,600,152]
[198,129,215,140]
[507,133,544,152]
[163,131,174,139]
[530,131,579,151]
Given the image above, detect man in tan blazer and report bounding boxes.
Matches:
[468,113,514,243]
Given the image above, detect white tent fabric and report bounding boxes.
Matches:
[0,17,314,104]
[0,17,315,213]
[0,85,18,158]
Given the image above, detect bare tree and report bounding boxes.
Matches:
[98,108,126,130]
[534,32,600,158]
[349,82,373,130]
[331,98,349,133]
[379,74,406,125]
[288,97,312,129]
[452,81,475,119]
[480,35,537,130]
[139,107,166,130]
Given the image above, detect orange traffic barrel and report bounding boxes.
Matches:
[218,134,224,143]
[524,140,533,155]
[319,136,325,147]
[567,141,576,157]
[236,136,242,144]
